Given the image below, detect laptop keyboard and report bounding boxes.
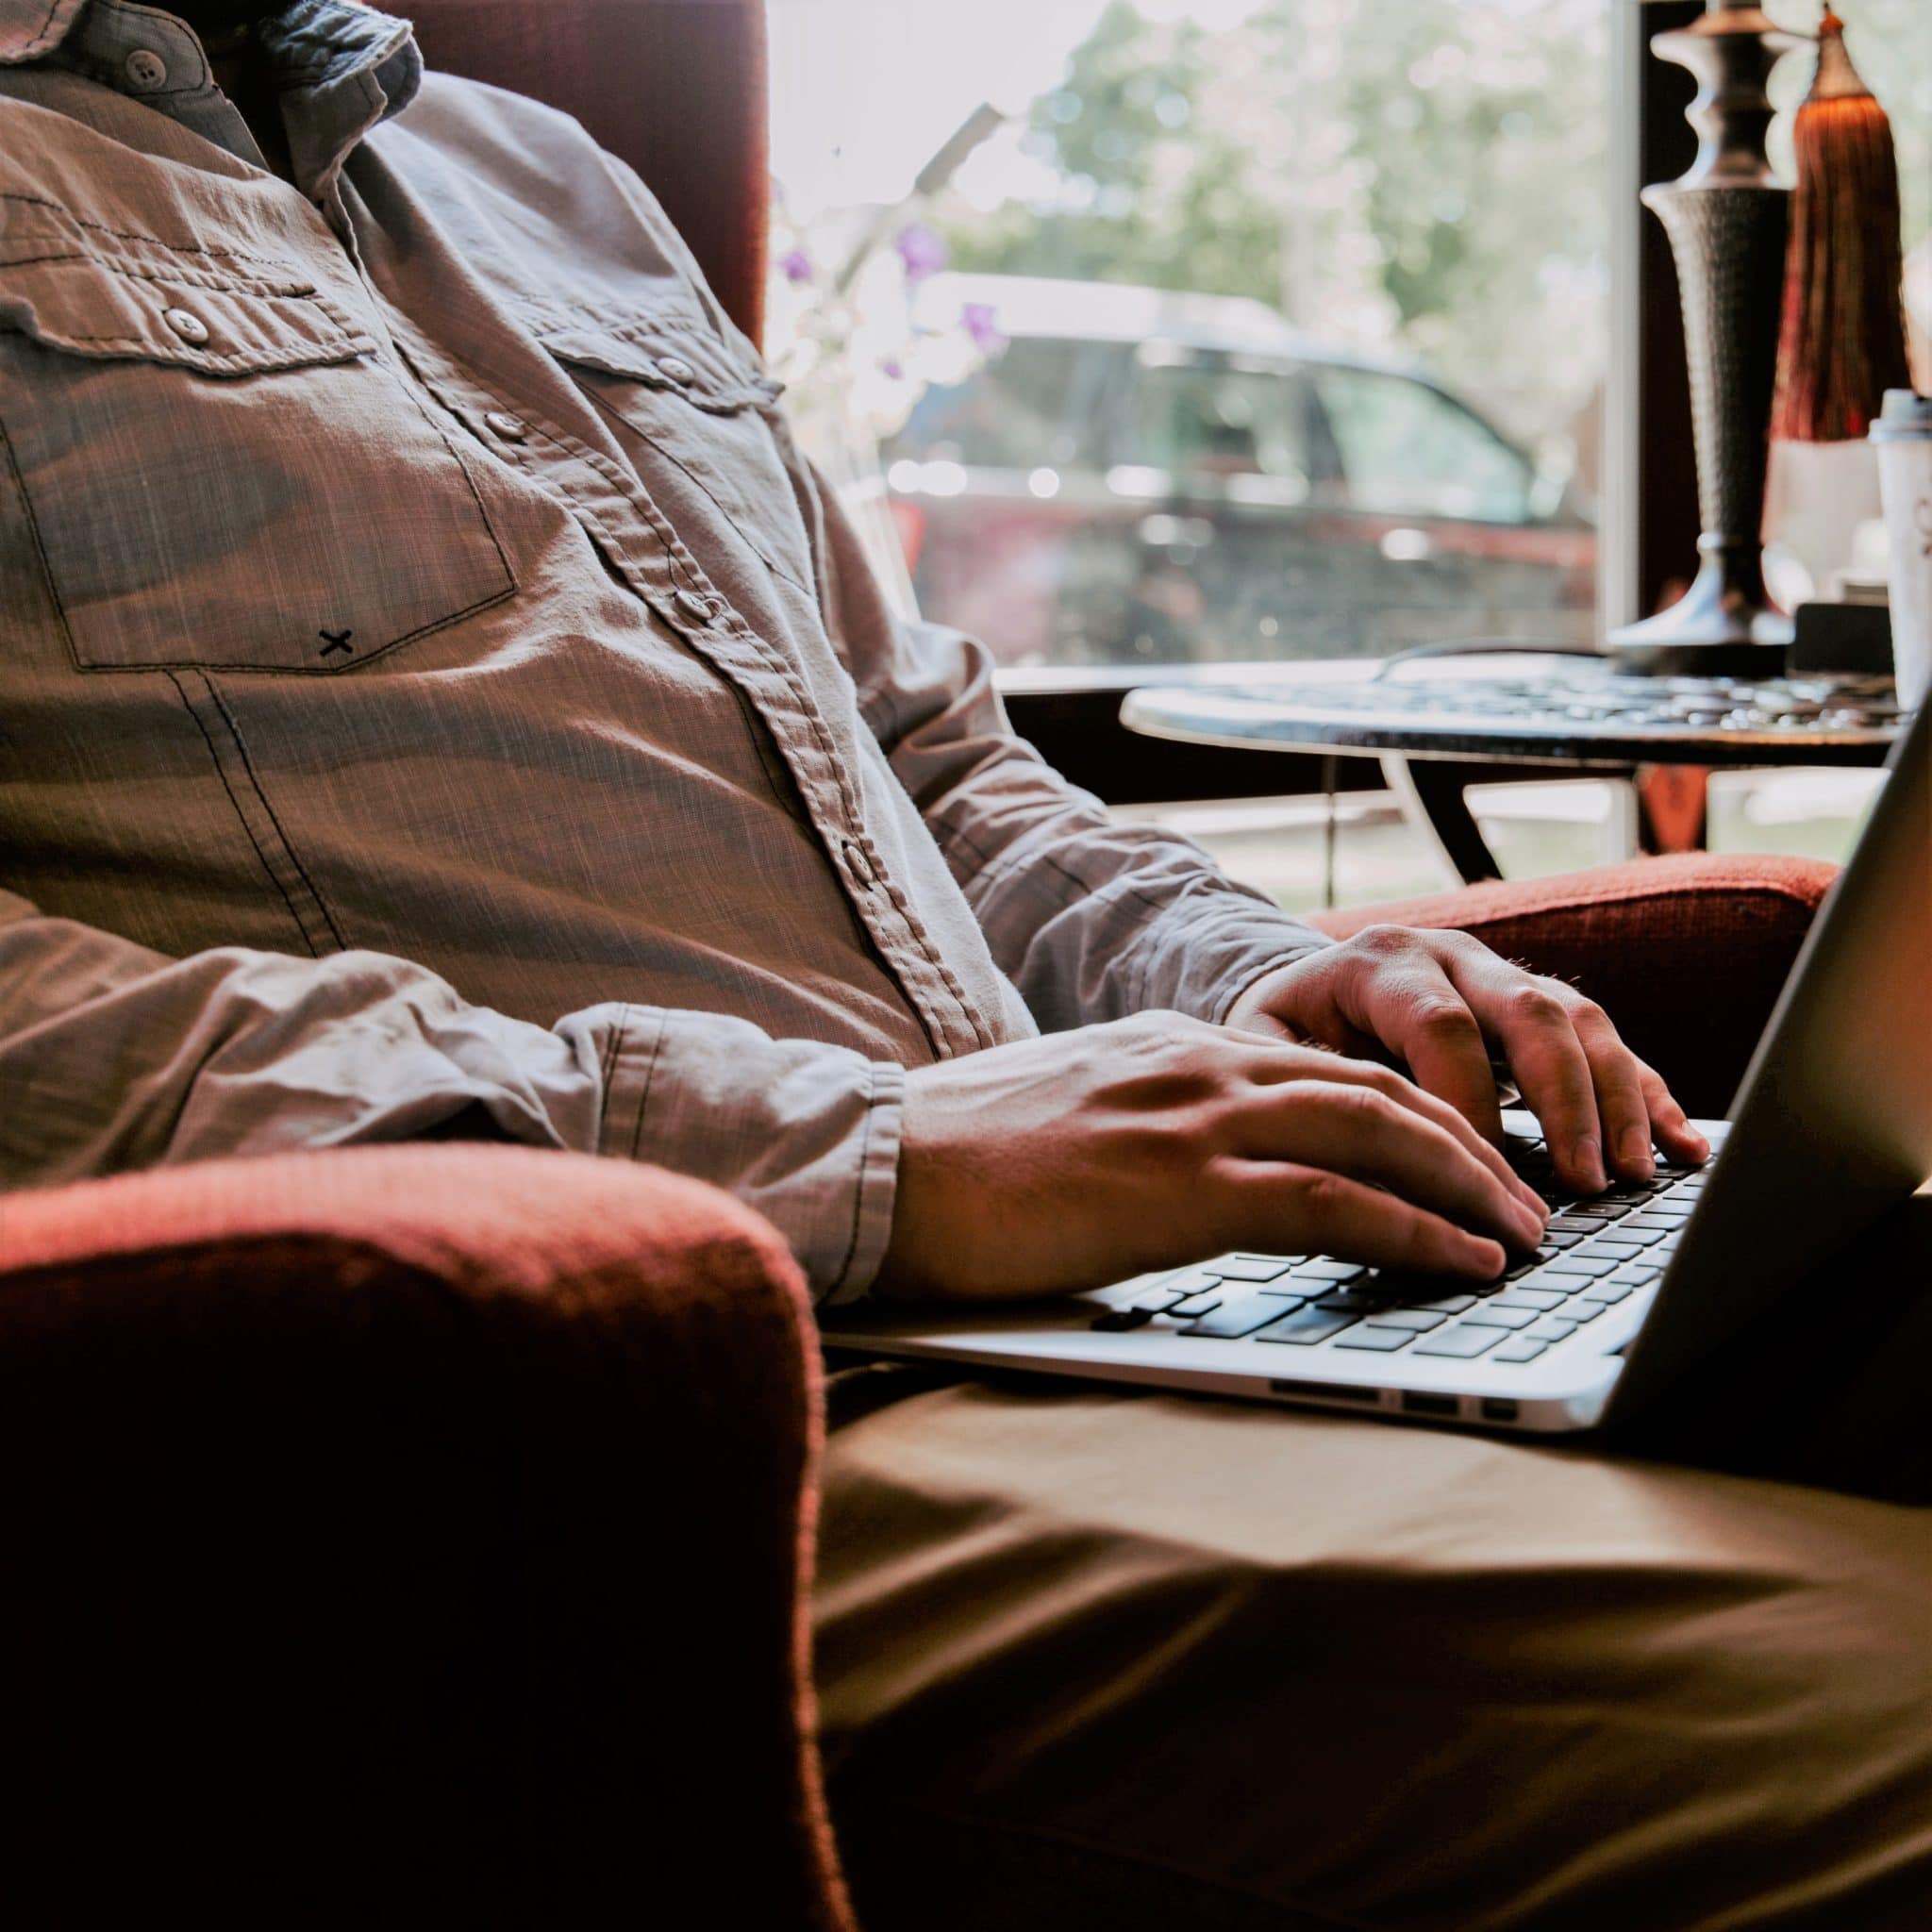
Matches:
[1090,1132,1710,1367]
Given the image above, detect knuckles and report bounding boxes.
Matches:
[1507,982,1568,1028]
[1346,923,1414,961]
[1407,996,1482,1042]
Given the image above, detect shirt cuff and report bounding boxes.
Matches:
[597,1004,907,1305]
[1125,898,1337,1027]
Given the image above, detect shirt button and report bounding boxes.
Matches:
[125,48,169,91]
[163,308,209,345]
[484,411,527,442]
[656,356,696,387]
[674,588,715,624]
[842,840,876,888]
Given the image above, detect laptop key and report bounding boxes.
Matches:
[1491,1336,1550,1363]
[1540,1255,1620,1278]
[1255,1307,1358,1346]
[1171,1291,1224,1318]
[1546,1216,1605,1236]
[1181,1300,1298,1339]
[1409,1294,1476,1315]
[1559,1298,1605,1323]
[1491,1289,1567,1312]
[1091,1307,1155,1332]
[1458,1305,1538,1331]
[1589,1240,1645,1261]
[1529,1318,1578,1341]
[1211,1255,1300,1283]
[1290,1258,1368,1283]
[1360,1308,1447,1333]
[1518,1265,1587,1292]
[1314,1290,1391,1314]
[1334,1325,1415,1352]
[1129,1290,1191,1314]
[1412,1324,1503,1358]
[1153,1269,1224,1297]
[1576,1281,1632,1306]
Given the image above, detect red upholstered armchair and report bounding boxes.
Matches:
[0,1,1839,1921]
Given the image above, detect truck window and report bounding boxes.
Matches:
[1125,358,1313,503]
[885,338,1088,470]
[1314,368,1534,524]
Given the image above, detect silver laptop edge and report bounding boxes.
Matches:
[823,699,1932,1436]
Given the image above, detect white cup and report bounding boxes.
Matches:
[1871,390,1932,711]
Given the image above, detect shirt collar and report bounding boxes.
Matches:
[0,0,418,85]
[2,2,423,192]
[0,0,91,63]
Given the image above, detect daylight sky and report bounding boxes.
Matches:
[767,0,1270,218]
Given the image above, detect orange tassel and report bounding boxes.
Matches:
[1770,8,1911,442]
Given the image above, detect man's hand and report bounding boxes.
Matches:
[1225,927,1709,1195]
[880,1013,1551,1302]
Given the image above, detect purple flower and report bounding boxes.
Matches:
[778,246,815,285]
[960,302,1007,355]
[880,356,905,380]
[895,223,947,283]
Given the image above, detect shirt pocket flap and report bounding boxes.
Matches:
[535,313,781,416]
[0,249,375,375]
[0,227,510,675]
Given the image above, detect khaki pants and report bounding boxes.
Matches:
[814,1199,1932,1930]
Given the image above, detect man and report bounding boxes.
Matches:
[1,6,1926,1925]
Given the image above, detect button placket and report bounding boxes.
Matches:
[381,325,983,1055]
[841,839,875,889]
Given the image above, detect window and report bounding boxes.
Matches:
[768,0,1612,671]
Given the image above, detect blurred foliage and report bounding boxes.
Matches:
[945,0,1607,440]
[941,0,1930,443]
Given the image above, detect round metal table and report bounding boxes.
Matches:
[1120,654,1905,883]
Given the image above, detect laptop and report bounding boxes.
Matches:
[822,695,1932,1435]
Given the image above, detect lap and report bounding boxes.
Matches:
[814,1365,1932,1931]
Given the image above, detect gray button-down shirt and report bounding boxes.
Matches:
[0,0,1324,1297]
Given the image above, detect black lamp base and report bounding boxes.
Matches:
[1608,547,1792,675]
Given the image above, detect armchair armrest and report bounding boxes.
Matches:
[0,1145,853,1928]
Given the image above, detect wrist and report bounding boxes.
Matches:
[1221,947,1324,1034]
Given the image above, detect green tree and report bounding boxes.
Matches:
[948,2,1281,299]
[940,0,1611,440]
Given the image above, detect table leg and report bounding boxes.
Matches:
[1378,755,1504,884]
[1638,763,1710,854]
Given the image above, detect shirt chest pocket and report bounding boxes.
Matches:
[0,243,514,675]
[534,313,815,591]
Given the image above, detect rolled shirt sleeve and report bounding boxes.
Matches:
[881,617,1335,1030]
[0,891,902,1304]
[805,479,1334,1030]
[786,441,1334,1036]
